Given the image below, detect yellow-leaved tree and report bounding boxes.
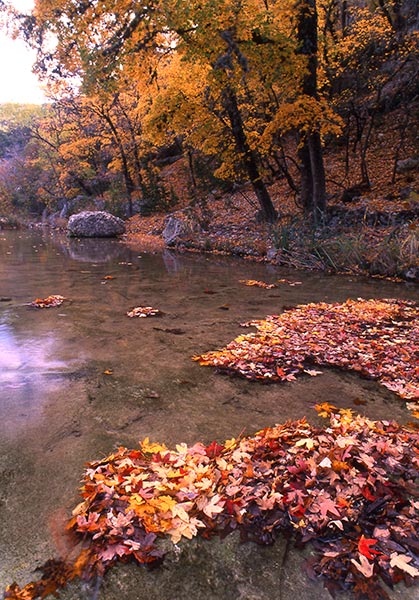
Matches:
[5,0,346,221]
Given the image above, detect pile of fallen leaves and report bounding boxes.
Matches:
[194,298,419,406]
[126,306,162,318]
[29,295,65,309]
[5,407,419,599]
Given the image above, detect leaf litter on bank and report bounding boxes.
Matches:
[194,298,419,410]
[4,407,419,599]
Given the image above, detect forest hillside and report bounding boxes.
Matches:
[0,0,418,279]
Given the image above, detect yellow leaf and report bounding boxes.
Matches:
[172,502,193,522]
[339,408,354,423]
[314,402,337,418]
[141,437,168,454]
[224,437,238,451]
[295,437,316,450]
[167,469,185,479]
[149,495,177,513]
[128,494,146,513]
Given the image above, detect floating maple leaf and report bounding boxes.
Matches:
[99,543,130,562]
[351,554,375,578]
[304,369,323,377]
[205,440,224,458]
[277,278,302,286]
[30,295,65,308]
[314,402,337,418]
[127,306,162,318]
[239,279,277,289]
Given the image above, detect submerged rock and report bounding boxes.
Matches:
[67,211,126,238]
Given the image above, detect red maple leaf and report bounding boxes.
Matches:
[205,441,224,458]
[361,486,378,501]
[358,535,381,560]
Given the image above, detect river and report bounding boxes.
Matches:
[0,229,417,599]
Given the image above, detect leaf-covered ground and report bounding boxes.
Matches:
[194,298,419,407]
[5,407,419,599]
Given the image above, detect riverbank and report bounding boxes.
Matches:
[3,154,419,283]
[124,186,419,283]
[3,194,418,282]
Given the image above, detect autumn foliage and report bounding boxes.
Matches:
[194,298,419,407]
[5,407,419,599]
[2,0,418,226]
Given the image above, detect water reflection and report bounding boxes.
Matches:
[0,318,72,435]
[58,237,128,263]
[162,250,184,274]
[0,321,68,376]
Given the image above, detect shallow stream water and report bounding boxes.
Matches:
[0,229,418,599]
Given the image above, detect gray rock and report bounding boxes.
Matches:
[266,248,278,261]
[403,266,419,281]
[67,211,126,238]
[396,157,419,173]
[163,216,191,246]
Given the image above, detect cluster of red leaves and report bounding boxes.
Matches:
[29,295,65,309]
[194,298,419,406]
[5,408,419,599]
[126,306,162,318]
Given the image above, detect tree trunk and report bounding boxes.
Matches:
[297,142,313,212]
[296,0,327,221]
[222,87,277,223]
[102,112,135,217]
[341,0,348,35]
[308,131,326,220]
[114,96,145,190]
